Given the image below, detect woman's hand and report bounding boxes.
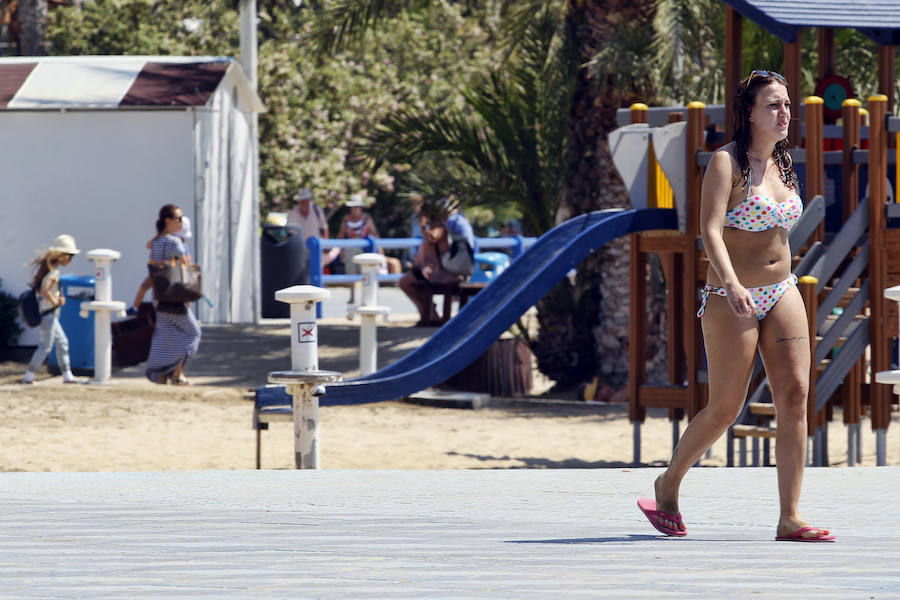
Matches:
[724,283,755,318]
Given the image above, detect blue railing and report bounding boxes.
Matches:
[306,235,536,316]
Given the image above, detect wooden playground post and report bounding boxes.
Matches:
[685,101,706,418]
[783,31,803,149]
[841,99,862,221]
[628,102,649,427]
[804,96,825,242]
[630,103,648,124]
[878,45,895,115]
[867,94,892,446]
[799,276,824,464]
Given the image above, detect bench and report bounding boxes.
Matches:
[409,280,486,324]
[252,385,294,469]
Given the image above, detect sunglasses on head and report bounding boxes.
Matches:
[746,70,786,88]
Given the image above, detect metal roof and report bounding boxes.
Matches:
[721,0,900,44]
[0,56,264,112]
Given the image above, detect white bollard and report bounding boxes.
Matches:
[268,285,341,469]
[79,249,126,384]
[348,253,390,376]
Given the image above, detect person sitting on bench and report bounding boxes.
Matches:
[398,199,462,326]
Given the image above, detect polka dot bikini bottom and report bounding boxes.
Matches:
[697,274,798,320]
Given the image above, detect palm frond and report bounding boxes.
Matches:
[360,2,576,233]
[308,0,432,53]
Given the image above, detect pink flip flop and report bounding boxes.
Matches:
[637,498,687,537]
[775,526,835,542]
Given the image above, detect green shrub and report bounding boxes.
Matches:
[0,279,24,360]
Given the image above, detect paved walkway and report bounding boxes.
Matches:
[0,467,895,598]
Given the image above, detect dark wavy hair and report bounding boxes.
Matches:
[155,204,181,235]
[732,71,798,192]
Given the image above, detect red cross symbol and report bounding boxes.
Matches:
[298,322,316,343]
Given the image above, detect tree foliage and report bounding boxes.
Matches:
[361,1,576,234]
[46,0,506,233]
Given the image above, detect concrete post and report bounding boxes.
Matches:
[267,285,341,469]
[79,249,126,384]
[347,253,390,376]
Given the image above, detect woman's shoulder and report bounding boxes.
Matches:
[710,142,738,164]
[707,143,740,179]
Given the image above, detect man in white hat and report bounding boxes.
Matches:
[288,187,329,244]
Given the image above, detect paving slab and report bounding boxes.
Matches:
[0,468,895,598]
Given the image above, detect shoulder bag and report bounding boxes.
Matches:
[149,260,203,304]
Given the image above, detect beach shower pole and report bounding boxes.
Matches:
[79,249,126,384]
[348,253,390,376]
[268,285,341,469]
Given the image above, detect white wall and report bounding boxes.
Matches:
[0,110,194,345]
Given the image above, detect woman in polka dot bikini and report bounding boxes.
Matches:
[638,70,834,542]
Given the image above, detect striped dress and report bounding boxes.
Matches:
[145,235,201,382]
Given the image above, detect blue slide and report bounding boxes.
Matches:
[316,207,678,406]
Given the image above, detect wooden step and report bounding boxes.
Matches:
[732,424,777,439]
[821,286,862,309]
[748,402,776,416]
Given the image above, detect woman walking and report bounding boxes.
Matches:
[22,234,81,384]
[140,204,201,385]
[638,70,833,542]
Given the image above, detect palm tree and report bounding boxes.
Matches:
[312,0,665,390]
[361,3,577,235]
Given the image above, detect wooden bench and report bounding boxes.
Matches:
[409,280,486,324]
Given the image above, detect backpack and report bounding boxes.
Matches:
[18,287,43,328]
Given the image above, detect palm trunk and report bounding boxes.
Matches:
[18,0,47,56]
[534,0,665,393]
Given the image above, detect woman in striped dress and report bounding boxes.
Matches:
[143,204,201,385]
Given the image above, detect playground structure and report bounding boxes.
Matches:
[621,1,900,466]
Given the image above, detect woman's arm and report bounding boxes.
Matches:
[39,274,64,307]
[366,214,379,238]
[699,149,755,317]
[133,275,152,309]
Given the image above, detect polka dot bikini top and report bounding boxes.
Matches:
[723,172,803,232]
[724,194,802,232]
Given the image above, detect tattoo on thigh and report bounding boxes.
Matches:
[776,335,808,343]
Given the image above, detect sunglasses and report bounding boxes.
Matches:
[746,70,786,89]
[169,215,183,222]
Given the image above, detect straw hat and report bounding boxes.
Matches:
[294,187,314,202]
[49,234,80,255]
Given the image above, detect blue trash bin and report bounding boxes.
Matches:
[47,274,95,375]
[471,252,510,284]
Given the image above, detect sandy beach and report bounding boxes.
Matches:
[1,315,897,471]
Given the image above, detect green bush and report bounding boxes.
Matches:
[0,279,24,360]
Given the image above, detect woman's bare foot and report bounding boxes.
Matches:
[777,517,831,540]
[653,473,684,532]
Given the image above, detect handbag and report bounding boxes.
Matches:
[149,260,203,303]
[440,237,474,277]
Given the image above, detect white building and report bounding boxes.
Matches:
[0,55,265,344]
